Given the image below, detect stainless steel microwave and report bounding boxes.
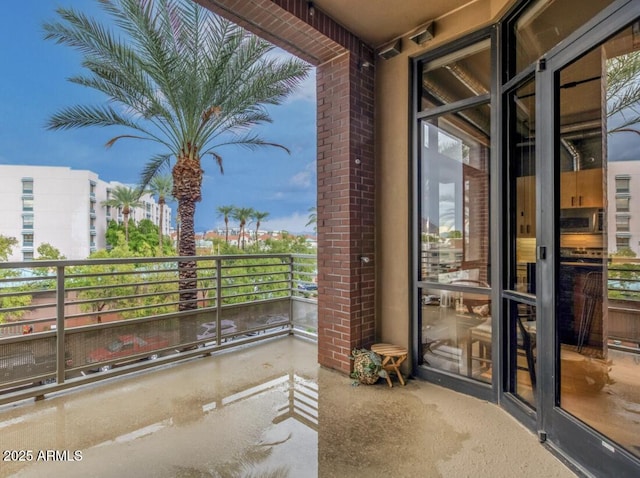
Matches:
[559,209,603,233]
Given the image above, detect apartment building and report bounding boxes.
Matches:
[0,165,171,261]
[608,160,640,255]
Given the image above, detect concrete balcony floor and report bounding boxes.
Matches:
[0,337,575,477]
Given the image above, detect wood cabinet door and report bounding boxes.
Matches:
[560,171,577,208]
[561,169,603,208]
[576,168,603,208]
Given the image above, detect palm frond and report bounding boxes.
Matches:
[205,133,291,155]
[46,105,141,131]
[105,134,153,148]
[207,152,224,174]
[140,154,173,190]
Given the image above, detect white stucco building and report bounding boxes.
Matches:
[0,165,171,261]
[608,160,640,256]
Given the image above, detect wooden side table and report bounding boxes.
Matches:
[371,343,408,387]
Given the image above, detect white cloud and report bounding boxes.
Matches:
[263,211,314,233]
[290,171,311,188]
[288,160,316,189]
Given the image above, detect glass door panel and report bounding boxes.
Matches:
[505,78,538,410]
[506,300,537,407]
[419,105,492,383]
[556,22,640,460]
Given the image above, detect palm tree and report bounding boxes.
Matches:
[102,185,143,243]
[306,206,317,232]
[252,210,269,245]
[217,205,236,244]
[44,0,309,310]
[233,207,254,250]
[146,175,173,253]
[607,50,640,135]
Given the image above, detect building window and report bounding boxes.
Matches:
[22,197,34,211]
[616,215,630,232]
[616,236,630,250]
[616,197,630,212]
[23,251,34,261]
[22,233,34,247]
[22,215,34,230]
[22,178,33,194]
[90,218,96,230]
[89,180,96,197]
[615,176,630,194]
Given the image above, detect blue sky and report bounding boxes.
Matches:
[0,1,317,234]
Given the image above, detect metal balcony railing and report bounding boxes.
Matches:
[0,253,317,403]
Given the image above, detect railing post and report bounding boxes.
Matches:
[289,255,294,332]
[56,265,65,384]
[216,257,222,345]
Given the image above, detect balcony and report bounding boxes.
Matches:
[0,254,579,476]
[0,336,575,477]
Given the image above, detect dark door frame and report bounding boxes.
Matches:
[536,1,640,475]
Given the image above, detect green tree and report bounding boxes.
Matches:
[101,185,143,243]
[106,219,174,256]
[0,235,18,262]
[44,0,309,310]
[70,246,178,323]
[233,207,254,250]
[0,235,31,323]
[146,175,173,253]
[613,247,637,258]
[217,205,236,245]
[252,210,269,245]
[36,243,66,260]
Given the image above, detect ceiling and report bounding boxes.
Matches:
[312,0,479,47]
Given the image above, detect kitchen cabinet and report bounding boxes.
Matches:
[560,168,603,209]
[516,175,535,237]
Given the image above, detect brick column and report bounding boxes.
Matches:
[196,0,376,374]
[316,53,375,373]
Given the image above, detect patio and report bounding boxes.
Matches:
[0,336,575,477]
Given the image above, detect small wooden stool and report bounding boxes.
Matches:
[371,343,408,387]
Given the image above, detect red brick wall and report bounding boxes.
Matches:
[316,53,375,373]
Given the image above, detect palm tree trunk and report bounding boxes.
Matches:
[173,155,202,314]
[224,217,229,244]
[123,210,130,242]
[158,197,165,253]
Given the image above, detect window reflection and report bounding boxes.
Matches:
[514,0,615,76]
[419,105,491,383]
[420,109,490,284]
[421,40,490,108]
[558,21,640,460]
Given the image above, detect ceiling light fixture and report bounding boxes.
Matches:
[307,1,315,17]
[409,21,435,45]
[377,39,402,60]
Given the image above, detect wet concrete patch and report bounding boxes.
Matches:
[318,371,467,478]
